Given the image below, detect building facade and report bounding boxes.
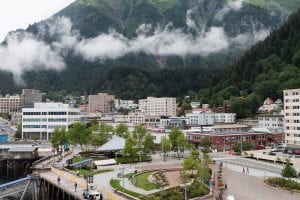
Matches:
[22,103,81,140]
[283,89,300,146]
[88,93,115,113]
[138,97,176,117]
[22,89,42,108]
[114,99,138,110]
[0,95,22,113]
[213,113,236,124]
[258,114,284,133]
[186,111,214,126]
[188,131,284,151]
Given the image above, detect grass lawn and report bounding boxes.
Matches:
[110,179,141,197]
[72,169,113,176]
[131,172,160,191]
[72,156,90,163]
[124,173,135,178]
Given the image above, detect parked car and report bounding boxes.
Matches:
[294,149,300,155]
[83,190,101,200]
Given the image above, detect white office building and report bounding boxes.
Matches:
[22,103,81,140]
[138,97,176,117]
[258,114,284,133]
[214,113,236,124]
[283,89,300,146]
[186,111,214,126]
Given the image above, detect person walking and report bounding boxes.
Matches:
[246,166,249,174]
[74,182,78,192]
[242,167,245,173]
[57,176,61,185]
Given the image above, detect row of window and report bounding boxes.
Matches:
[23,112,79,115]
[23,125,67,129]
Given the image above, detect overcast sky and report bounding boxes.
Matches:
[0,0,75,41]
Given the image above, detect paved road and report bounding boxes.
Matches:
[222,168,300,200]
[211,152,284,175]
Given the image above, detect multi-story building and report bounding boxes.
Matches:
[21,89,42,108]
[114,113,145,125]
[214,113,236,124]
[138,97,176,117]
[0,94,22,113]
[88,93,115,113]
[160,117,188,129]
[258,114,284,133]
[186,111,214,126]
[22,103,81,140]
[114,99,138,110]
[283,89,300,146]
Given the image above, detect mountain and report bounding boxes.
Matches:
[200,8,300,118]
[0,0,299,99]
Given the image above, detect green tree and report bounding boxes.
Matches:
[14,123,22,139]
[67,122,91,150]
[199,137,212,152]
[132,124,147,159]
[281,163,298,179]
[176,133,187,157]
[183,155,199,176]
[124,136,138,161]
[51,128,67,155]
[90,124,109,148]
[232,141,253,153]
[114,123,129,138]
[143,133,155,155]
[169,128,182,151]
[161,136,171,160]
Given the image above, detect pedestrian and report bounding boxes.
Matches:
[224,182,227,190]
[242,167,245,173]
[57,176,61,185]
[74,182,77,192]
[246,166,249,174]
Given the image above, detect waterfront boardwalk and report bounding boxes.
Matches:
[40,171,85,200]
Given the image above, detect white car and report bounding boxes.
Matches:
[227,195,235,200]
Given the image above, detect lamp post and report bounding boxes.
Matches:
[241,136,243,156]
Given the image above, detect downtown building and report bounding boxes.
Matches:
[138,97,176,117]
[21,89,42,108]
[88,93,115,113]
[22,103,81,140]
[283,89,300,147]
[0,94,22,113]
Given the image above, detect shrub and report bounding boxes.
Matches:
[189,180,209,198]
[265,177,300,191]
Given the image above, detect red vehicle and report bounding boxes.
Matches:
[255,145,266,150]
[294,149,300,155]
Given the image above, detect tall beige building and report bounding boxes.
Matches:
[283,89,300,146]
[0,94,22,113]
[138,97,176,117]
[88,93,115,113]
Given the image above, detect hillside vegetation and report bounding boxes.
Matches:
[0,0,300,100]
[200,9,300,118]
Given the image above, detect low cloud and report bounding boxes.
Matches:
[0,32,65,84]
[215,0,244,21]
[0,4,270,84]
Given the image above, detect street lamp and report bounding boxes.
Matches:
[180,183,191,200]
[241,136,243,156]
